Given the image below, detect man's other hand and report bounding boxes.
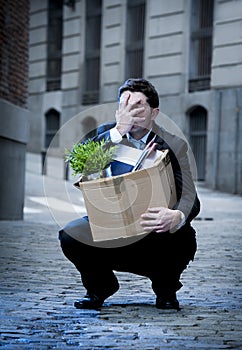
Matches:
[140,207,183,233]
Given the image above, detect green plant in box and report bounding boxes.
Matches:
[65,139,118,179]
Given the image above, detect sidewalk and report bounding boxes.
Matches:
[0,153,241,349]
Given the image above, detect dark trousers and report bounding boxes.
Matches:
[59,218,197,298]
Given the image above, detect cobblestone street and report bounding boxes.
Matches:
[0,153,242,349]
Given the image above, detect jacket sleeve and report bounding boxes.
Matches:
[80,122,115,143]
[92,123,116,142]
[169,138,200,223]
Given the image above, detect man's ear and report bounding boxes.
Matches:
[151,108,159,120]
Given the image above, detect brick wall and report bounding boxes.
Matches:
[0,0,29,108]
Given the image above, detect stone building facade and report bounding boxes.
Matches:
[28,0,242,195]
[0,0,30,219]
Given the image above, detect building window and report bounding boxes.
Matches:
[46,0,63,91]
[45,109,60,148]
[189,106,207,180]
[125,0,145,79]
[83,0,102,105]
[189,0,214,92]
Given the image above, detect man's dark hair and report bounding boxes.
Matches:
[118,78,159,108]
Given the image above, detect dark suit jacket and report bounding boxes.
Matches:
[86,121,200,225]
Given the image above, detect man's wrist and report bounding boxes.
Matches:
[177,210,186,228]
[170,210,186,233]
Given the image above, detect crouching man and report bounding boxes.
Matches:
[59,78,200,310]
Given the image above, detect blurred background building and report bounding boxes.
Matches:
[0,0,29,219]
[27,0,242,194]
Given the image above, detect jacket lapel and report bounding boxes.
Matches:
[146,123,165,150]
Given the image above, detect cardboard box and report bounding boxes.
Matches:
[74,149,177,241]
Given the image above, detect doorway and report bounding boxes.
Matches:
[189,106,207,181]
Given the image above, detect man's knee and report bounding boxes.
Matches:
[59,229,76,250]
[58,229,83,266]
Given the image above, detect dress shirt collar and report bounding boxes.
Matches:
[126,129,152,144]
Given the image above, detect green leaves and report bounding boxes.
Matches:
[65,139,118,177]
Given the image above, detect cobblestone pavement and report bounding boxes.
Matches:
[0,153,242,349]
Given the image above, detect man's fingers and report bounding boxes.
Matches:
[119,91,131,102]
[140,207,174,233]
[147,207,165,213]
[141,208,165,219]
[119,94,145,113]
[141,225,168,233]
[140,212,158,220]
[130,107,145,116]
[119,92,130,109]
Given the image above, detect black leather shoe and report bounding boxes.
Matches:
[74,282,119,310]
[156,293,180,310]
[74,293,104,310]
